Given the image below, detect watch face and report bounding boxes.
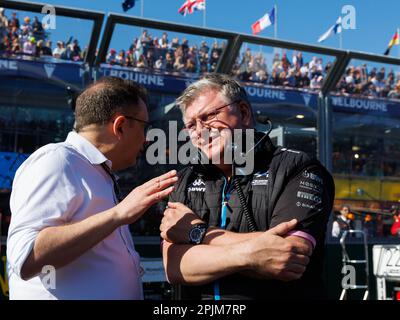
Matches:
[189,224,207,244]
[190,228,202,241]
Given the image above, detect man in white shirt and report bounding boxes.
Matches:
[332,205,352,238]
[7,76,178,300]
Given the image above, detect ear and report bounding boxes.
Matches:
[238,101,252,127]
[112,115,126,140]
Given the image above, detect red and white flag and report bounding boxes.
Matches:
[251,7,275,35]
[178,0,206,16]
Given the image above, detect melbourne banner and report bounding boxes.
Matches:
[330,95,400,117]
[0,57,86,86]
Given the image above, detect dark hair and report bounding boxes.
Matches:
[74,76,148,132]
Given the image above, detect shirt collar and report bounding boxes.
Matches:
[65,131,112,168]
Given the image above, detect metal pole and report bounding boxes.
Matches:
[274,5,278,39]
[324,96,333,172]
[398,28,400,73]
[140,0,144,34]
[203,1,206,28]
[317,92,325,165]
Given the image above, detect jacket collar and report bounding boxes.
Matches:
[65,131,112,168]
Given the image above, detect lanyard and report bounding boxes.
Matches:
[100,163,122,204]
[214,176,232,300]
[100,163,132,255]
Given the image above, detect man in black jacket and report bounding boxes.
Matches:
[160,73,335,299]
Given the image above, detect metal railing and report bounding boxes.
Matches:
[339,230,370,300]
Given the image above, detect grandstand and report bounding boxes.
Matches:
[1,0,400,301]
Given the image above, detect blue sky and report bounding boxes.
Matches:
[8,0,400,61]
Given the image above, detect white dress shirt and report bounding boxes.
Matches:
[7,131,144,300]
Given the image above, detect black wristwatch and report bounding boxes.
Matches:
[188,223,208,245]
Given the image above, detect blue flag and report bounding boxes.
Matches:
[122,0,135,12]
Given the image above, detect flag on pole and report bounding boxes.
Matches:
[122,0,135,12]
[178,0,206,16]
[384,30,400,55]
[318,17,342,43]
[251,6,275,35]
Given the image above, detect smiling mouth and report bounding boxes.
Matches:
[198,134,220,148]
[196,129,221,147]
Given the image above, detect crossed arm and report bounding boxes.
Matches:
[161,202,313,285]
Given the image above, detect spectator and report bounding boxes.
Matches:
[294,51,303,69]
[390,206,400,237]
[173,55,185,72]
[32,16,44,40]
[0,8,8,36]
[7,25,19,40]
[140,29,151,56]
[310,75,323,90]
[35,39,46,57]
[41,40,52,56]
[170,37,180,51]
[254,69,268,84]
[11,37,20,54]
[332,205,353,238]
[268,68,280,86]
[210,41,221,57]
[209,49,220,72]
[53,41,65,59]
[146,50,155,70]
[19,28,30,47]
[185,58,197,73]
[286,70,296,87]
[69,39,82,61]
[129,38,137,53]
[154,55,165,70]
[281,52,291,71]
[345,67,355,85]
[115,50,125,66]
[9,12,20,29]
[181,38,189,55]
[22,36,36,56]
[158,32,168,49]
[165,51,174,71]
[136,54,147,68]
[186,46,198,65]
[388,81,400,99]
[106,48,117,65]
[20,16,32,34]
[199,40,209,55]
[272,52,281,69]
[125,50,135,67]
[309,56,319,70]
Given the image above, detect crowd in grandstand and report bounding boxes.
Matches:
[336,65,400,99]
[0,9,85,61]
[1,8,400,100]
[105,29,226,75]
[232,49,330,91]
[232,48,400,100]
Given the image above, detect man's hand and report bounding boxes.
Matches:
[160,202,204,244]
[114,170,178,225]
[241,219,312,281]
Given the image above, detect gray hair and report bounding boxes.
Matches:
[176,73,251,115]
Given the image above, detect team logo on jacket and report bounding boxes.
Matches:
[188,178,206,192]
[251,171,269,186]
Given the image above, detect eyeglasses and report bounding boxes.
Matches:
[184,99,240,132]
[124,115,152,133]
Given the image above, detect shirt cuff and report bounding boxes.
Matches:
[287,230,316,249]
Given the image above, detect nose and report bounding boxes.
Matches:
[195,118,203,137]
